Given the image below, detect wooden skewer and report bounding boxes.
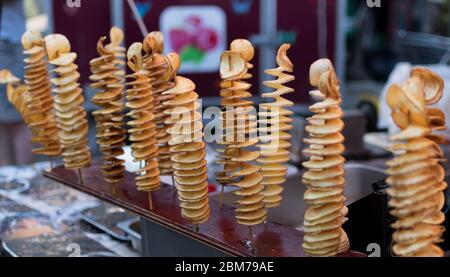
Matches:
[171,174,178,200]
[148,192,154,211]
[248,226,254,236]
[219,184,225,209]
[78,168,84,185]
[246,225,256,251]
[49,157,54,171]
[248,226,255,241]
[112,183,117,196]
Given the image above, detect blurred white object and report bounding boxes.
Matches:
[290,116,307,164]
[119,146,138,173]
[26,15,48,33]
[119,146,173,185]
[378,63,450,138]
[364,132,390,150]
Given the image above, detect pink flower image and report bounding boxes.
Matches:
[168,15,219,61]
[195,28,218,52]
[169,29,194,53]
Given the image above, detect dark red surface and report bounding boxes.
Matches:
[123,0,261,100]
[44,164,365,257]
[51,0,337,103]
[123,0,337,103]
[278,0,337,103]
[53,0,112,84]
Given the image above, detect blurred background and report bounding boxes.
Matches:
[1,0,450,165]
[1,0,450,258]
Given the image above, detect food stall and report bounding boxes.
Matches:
[0,0,449,258]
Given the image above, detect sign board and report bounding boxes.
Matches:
[160,6,227,73]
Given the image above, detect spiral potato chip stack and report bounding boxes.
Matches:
[89,29,126,184]
[257,44,295,209]
[386,68,447,257]
[105,27,127,66]
[0,70,31,121]
[44,34,91,170]
[20,31,62,157]
[125,43,160,193]
[216,39,267,226]
[302,59,349,257]
[163,71,211,225]
[142,32,176,175]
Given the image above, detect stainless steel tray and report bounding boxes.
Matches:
[2,241,18,257]
[2,231,118,257]
[0,179,30,194]
[117,218,141,253]
[80,203,137,241]
[0,196,36,216]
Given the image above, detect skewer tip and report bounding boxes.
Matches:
[77,168,84,185]
[219,185,225,209]
[112,183,117,196]
[148,192,154,211]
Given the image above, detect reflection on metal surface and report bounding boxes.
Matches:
[80,203,136,241]
[0,179,30,194]
[117,218,141,253]
[214,163,387,228]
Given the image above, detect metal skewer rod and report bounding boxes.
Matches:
[248,226,254,238]
[246,225,256,251]
[126,0,149,38]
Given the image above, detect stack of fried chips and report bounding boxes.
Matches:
[386,68,447,257]
[0,70,30,122]
[105,27,127,67]
[216,39,267,226]
[302,59,349,257]
[142,32,176,175]
[21,31,62,157]
[89,29,126,184]
[44,34,91,170]
[257,44,295,209]
[163,71,211,225]
[125,43,160,192]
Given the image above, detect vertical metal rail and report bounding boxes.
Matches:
[110,0,125,30]
[44,0,54,34]
[335,0,348,101]
[140,217,230,257]
[258,0,278,94]
[126,0,149,38]
[317,0,328,58]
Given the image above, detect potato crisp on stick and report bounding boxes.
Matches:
[386,68,447,257]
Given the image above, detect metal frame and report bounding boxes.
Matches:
[140,217,232,257]
[335,0,348,96]
[257,0,278,93]
[397,30,450,65]
[110,0,125,31]
[40,0,54,34]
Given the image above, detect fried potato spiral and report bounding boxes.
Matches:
[302,59,348,257]
[45,34,91,170]
[386,68,447,257]
[90,27,126,184]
